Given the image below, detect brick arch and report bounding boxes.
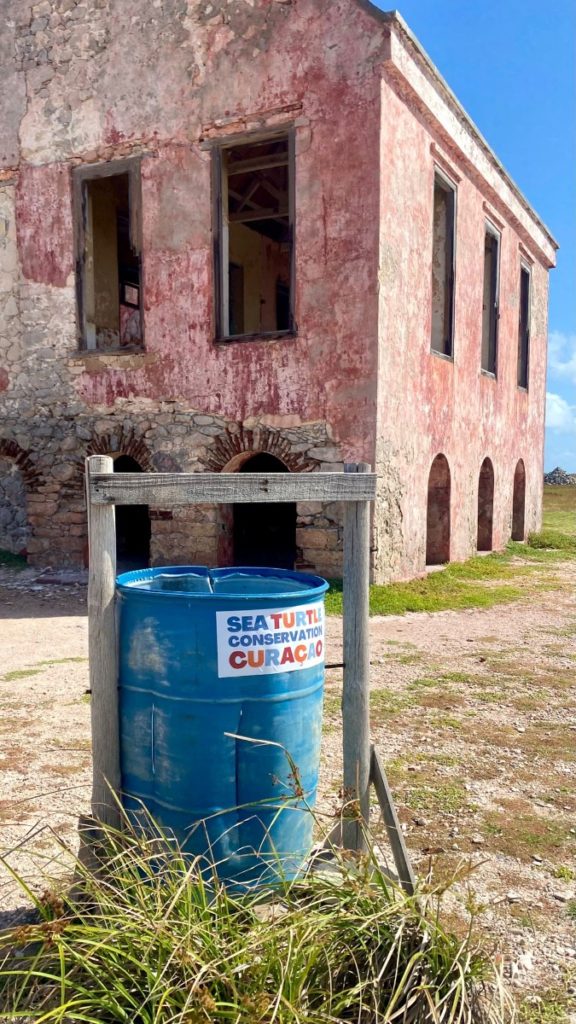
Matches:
[204,425,316,473]
[0,439,42,490]
[86,431,154,472]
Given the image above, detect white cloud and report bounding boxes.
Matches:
[548,330,576,385]
[546,391,576,433]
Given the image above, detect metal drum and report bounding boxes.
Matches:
[116,565,328,885]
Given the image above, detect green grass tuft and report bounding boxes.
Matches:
[0,814,512,1023]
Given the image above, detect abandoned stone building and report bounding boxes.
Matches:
[0,0,558,581]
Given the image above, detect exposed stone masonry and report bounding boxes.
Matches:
[0,402,344,575]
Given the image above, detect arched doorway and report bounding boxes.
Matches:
[233,452,296,568]
[477,457,495,552]
[512,459,526,541]
[114,454,150,571]
[426,454,451,565]
[0,456,30,556]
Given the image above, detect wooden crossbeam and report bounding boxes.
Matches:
[88,471,377,506]
[228,207,288,224]
[227,153,288,176]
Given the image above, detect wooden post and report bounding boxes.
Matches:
[342,463,371,850]
[86,455,121,828]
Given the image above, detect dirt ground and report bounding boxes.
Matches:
[0,560,575,1013]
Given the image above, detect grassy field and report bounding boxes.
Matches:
[543,483,576,535]
[326,484,576,616]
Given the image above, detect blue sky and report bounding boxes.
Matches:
[373,0,576,471]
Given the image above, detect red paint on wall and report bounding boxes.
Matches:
[71,3,384,465]
[16,163,74,287]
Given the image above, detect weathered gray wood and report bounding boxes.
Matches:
[370,745,416,895]
[342,463,371,851]
[86,456,121,829]
[88,471,377,506]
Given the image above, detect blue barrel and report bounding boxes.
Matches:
[116,565,328,885]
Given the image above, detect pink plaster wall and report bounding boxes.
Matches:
[14,0,384,466]
[376,71,550,580]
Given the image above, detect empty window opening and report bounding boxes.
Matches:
[114,455,150,571]
[477,457,495,551]
[431,173,456,356]
[426,454,451,565]
[512,459,526,541]
[0,458,29,557]
[518,265,531,388]
[74,162,142,351]
[233,453,296,569]
[214,133,295,339]
[481,225,500,374]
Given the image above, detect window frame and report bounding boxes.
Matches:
[72,157,144,353]
[480,220,501,377]
[517,262,531,390]
[212,129,297,343]
[430,167,457,360]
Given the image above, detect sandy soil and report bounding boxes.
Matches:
[0,560,575,1009]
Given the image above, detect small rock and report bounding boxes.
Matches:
[551,891,571,903]
[531,855,543,864]
[413,817,427,827]
[506,892,522,903]
[517,952,534,972]
[514,724,526,733]
[407,765,418,772]
[470,835,485,845]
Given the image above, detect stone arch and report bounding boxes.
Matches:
[477,457,495,551]
[0,440,42,558]
[204,425,316,474]
[511,459,526,541]
[426,453,451,565]
[86,430,154,472]
[0,439,42,490]
[81,430,155,569]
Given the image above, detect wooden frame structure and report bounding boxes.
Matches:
[85,456,415,893]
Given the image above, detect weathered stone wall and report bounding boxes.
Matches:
[0,398,345,572]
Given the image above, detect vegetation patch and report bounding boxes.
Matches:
[326,488,575,616]
[482,807,572,861]
[0,549,27,569]
[1,668,42,682]
[519,972,576,1023]
[0,819,511,1023]
[404,780,469,815]
[37,657,88,667]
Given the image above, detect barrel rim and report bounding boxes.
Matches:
[116,565,329,600]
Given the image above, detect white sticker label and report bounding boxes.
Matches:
[216,602,325,678]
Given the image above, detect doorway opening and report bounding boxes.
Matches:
[114,454,150,571]
[511,459,526,541]
[426,454,451,565]
[233,453,296,568]
[477,457,495,552]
